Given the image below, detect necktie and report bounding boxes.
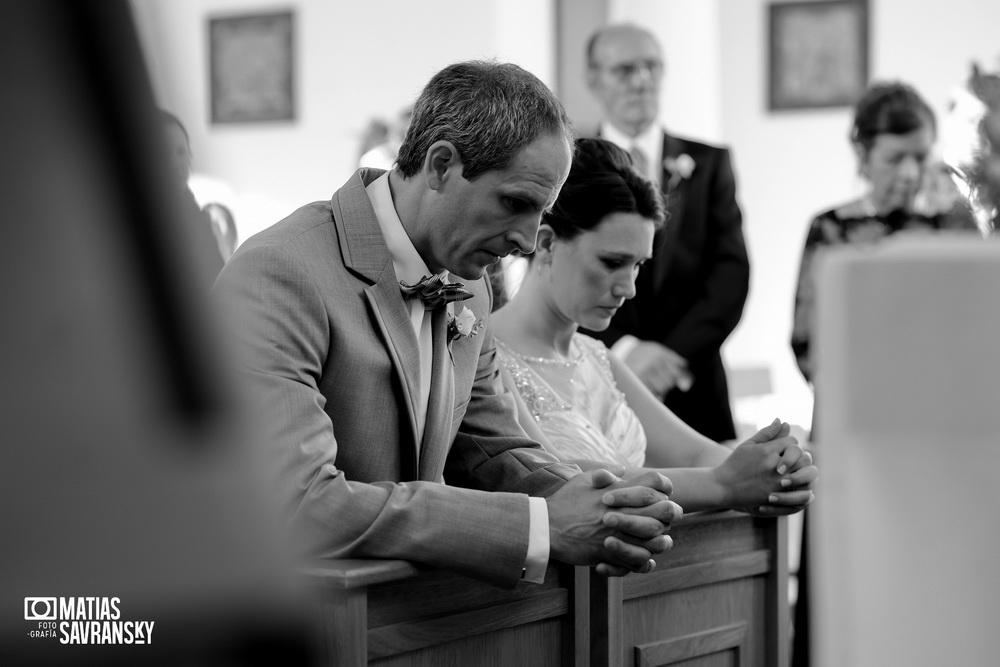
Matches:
[629,145,649,180]
[399,272,474,309]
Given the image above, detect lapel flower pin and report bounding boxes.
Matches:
[663,153,695,190]
[447,305,483,343]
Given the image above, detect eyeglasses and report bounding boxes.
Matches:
[595,59,664,82]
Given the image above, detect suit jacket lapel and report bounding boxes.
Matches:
[418,306,455,481]
[655,133,687,288]
[363,285,422,467]
[333,170,423,471]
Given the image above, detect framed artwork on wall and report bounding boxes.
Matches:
[209,11,294,123]
[768,0,868,110]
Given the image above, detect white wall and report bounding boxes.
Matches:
[717,0,857,429]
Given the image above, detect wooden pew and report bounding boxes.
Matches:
[303,511,787,667]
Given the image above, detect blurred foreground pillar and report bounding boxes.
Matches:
[0,2,308,664]
[812,235,1000,666]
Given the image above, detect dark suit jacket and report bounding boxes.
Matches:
[587,132,749,442]
[214,169,579,588]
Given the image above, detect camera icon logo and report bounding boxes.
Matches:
[24,597,57,621]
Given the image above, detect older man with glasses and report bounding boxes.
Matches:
[582,23,750,446]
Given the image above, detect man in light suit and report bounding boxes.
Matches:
[214,61,683,589]
[583,24,750,443]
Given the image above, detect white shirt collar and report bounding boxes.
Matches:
[599,121,663,183]
[365,171,437,286]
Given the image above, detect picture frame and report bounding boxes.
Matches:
[209,11,295,124]
[768,0,868,111]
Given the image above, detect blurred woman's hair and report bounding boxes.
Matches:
[851,81,936,151]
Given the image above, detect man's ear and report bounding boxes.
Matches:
[423,140,461,190]
[535,224,557,261]
[585,66,601,92]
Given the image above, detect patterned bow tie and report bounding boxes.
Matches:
[399,272,473,309]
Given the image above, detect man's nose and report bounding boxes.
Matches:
[506,218,538,255]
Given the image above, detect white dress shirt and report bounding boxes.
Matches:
[366,172,549,583]
[600,121,664,188]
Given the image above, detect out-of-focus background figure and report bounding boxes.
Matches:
[357,106,413,170]
[792,80,979,413]
[356,117,390,167]
[204,202,238,262]
[160,109,227,276]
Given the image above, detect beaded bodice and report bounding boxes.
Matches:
[496,334,646,468]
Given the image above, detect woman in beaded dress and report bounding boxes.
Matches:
[494,139,817,515]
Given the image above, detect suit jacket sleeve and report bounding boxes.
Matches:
[661,147,749,360]
[216,238,573,589]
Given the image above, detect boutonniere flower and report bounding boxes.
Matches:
[663,153,695,190]
[447,305,483,343]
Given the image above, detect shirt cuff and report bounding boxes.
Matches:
[521,496,550,584]
[610,334,640,361]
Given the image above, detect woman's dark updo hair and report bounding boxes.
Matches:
[541,137,666,244]
[850,81,936,151]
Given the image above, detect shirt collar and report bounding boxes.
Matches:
[601,122,661,154]
[365,171,436,286]
[600,121,663,181]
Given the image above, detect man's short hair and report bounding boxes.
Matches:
[395,60,573,181]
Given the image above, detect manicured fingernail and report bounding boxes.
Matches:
[603,493,614,504]
[776,464,787,475]
[781,478,791,488]
[769,494,779,503]
[647,559,657,572]
[605,514,618,527]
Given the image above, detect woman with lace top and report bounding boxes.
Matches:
[494,138,817,515]
[792,81,980,393]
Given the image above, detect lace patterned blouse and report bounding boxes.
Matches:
[496,334,646,468]
[791,202,979,384]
